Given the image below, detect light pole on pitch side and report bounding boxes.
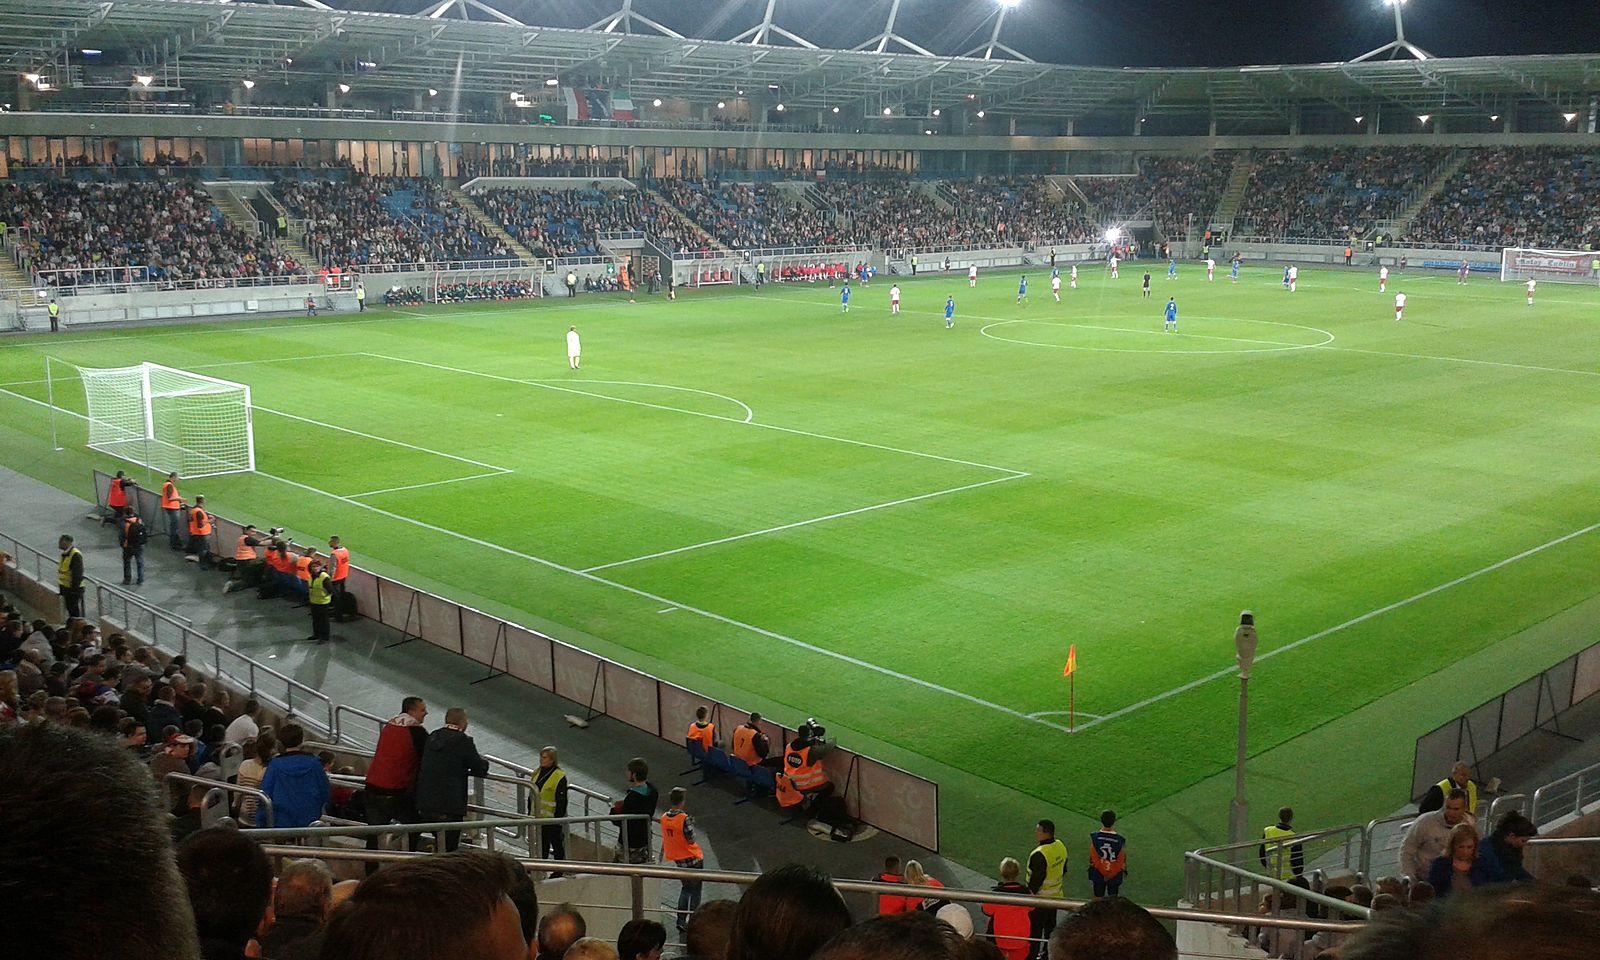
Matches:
[1229,610,1259,845]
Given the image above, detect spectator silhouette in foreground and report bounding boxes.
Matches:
[260,858,334,960]
[537,902,588,960]
[0,722,203,960]
[1343,884,1600,959]
[320,850,529,960]
[175,827,274,960]
[682,899,738,960]
[813,910,967,960]
[1047,897,1177,960]
[726,864,853,960]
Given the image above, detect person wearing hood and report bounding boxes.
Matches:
[1488,811,1539,883]
[257,723,330,828]
[416,706,489,852]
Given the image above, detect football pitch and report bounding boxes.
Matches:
[4,263,1600,884]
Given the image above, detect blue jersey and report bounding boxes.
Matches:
[1168,260,1177,274]
[1164,301,1177,321]
[841,286,851,302]
[1018,278,1028,294]
[1230,262,1240,277]
[1051,267,1060,279]
[945,299,955,318]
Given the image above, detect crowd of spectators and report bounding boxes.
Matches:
[0,180,302,286]
[380,279,535,306]
[475,186,712,257]
[1073,153,1234,229]
[1403,148,1600,250]
[649,179,840,250]
[277,175,511,269]
[458,156,629,180]
[1235,147,1445,239]
[942,177,1096,246]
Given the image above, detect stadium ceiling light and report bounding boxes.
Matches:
[653,98,663,107]
[831,106,840,113]
[338,83,351,94]
[924,129,933,135]
[883,106,893,115]
[81,48,102,56]
[1563,112,1578,124]
[23,73,39,83]
[284,58,293,66]
[1353,115,1364,124]
[1489,114,1499,122]
[510,91,523,101]
[932,108,941,116]
[545,78,559,86]
[134,75,153,87]
[428,88,438,97]
[716,101,726,109]
[241,79,255,90]
[1417,113,1430,124]
[775,103,785,111]
[976,109,985,117]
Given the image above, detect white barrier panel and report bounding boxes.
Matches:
[552,644,609,713]
[602,662,662,736]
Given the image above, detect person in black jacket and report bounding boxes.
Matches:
[611,757,660,864]
[415,706,489,853]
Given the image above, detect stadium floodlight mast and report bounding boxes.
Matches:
[1228,611,1260,845]
[966,0,1033,62]
[1351,0,1434,62]
[731,0,819,49]
[855,0,937,57]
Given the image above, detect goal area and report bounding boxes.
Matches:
[1500,247,1600,285]
[76,362,255,478]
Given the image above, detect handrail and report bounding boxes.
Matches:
[166,771,274,827]
[1184,851,1372,921]
[244,813,645,841]
[1192,822,1367,859]
[1527,836,1600,846]
[1531,759,1600,825]
[1360,811,1419,879]
[255,847,1359,934]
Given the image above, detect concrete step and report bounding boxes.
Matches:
[448,185,539,264]
[638,183,728,254]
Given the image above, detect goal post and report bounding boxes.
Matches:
[1500,247,1600,285]
[76,362,255,478]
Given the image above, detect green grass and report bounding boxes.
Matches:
[4,264,1600,895]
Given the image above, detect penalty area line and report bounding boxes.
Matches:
[342,469,512,499]
[1074,517,1600,731]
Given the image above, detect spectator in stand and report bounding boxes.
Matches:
[237,730,275,823]
[224,697,260,743]
[537,903,588,960]
[1048,897,1177,960]
[175,827,275,960]
[568,939,622,960]
[1487,811,1539,882]
[259,858,334,960]
[1405,148,1600,250]
[612,756,660,864]
[0,722,204,960]
[1343,884,1600,959]
[726,864,853,960]
[813,911,967,960]
[151,731,197,806]
[1428,822,1505,897]
[365,695,430,864]
[617,919,668,960]
[278,175,508,270]
[320,851,531,960]
[876,855,908,914]
[415,705,490,852]
[683,900,738,960]
[257,722,329,828]
[982,857,1034,960]
[119,671,153,727]
[1418,761,1479,816]
[1402,788,1475,881]
[147,681,184,741]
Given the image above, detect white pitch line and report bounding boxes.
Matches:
[247,466,1075,734]
[344,469,512,499]
[0,351,366,388]
[1027,710,1106,721]
[363,353,1026,476]
[1073,517,1600,731]
[251,405,512,472]
[532,377,756,424]
[1312,344,1600,379]
[581,472,1031,573]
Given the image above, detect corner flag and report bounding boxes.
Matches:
[1063,644,1077,678]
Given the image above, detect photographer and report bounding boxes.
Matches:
[775,718,833,809]
[221,525,271,594]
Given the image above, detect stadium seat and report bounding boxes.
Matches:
[217,741,244,781]
[682,736,707,776]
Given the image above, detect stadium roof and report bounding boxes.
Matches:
[4,0,1598,121]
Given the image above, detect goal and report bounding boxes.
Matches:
[1500,247,1600,285]
[76,362,255,477]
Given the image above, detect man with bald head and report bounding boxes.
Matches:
[536,903,587,960]
[1418,761,1479,817]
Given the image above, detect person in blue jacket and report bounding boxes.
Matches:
[257,722,330,828]
[1428,822,1505,897]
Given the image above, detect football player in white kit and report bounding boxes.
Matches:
[1205,257,1216,281]
[1379,265,1389,293]
[968,264,978,288]
[1288,265,1298,292]
[1526,278,1536,305]
[889,283,901,314]
[1051,270,1062,302]
[1395,291,1406,321]
[1109,255,1120,279]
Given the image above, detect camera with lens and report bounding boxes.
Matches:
[268,527,286,537]
[799,718,827,742]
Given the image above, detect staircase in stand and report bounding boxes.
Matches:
[1371,148,1470,241]
[0,252,33,295]
[237,186,319,269]
[1210,150,1255,237]
[1048,175,1095,216]
[447,184,538,263]
[639,182,730,254]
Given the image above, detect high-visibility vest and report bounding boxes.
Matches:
[329,546,350,581]
[48,303,60,318]
[234,535,260,562]
[783,743,828,791]
[58,548,82,589]
[355,286,365,302]
[107,478,129,509]
[160,481,181,509]
[659,809,703,862]
[267,551,294,574]
[1029,839,1068,898]
[309,572,332,605]
[531,766,566,817]
[1261,825,1299,879]
[686,720,715,752]
[295,555,313,582]
[731,724,764,765]
[188,507,212,537]
[1438,778,1478,816]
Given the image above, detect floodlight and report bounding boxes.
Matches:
[653,97,663,106]
[545,78,559,86]
[241,79,255,89]
[1489,114,1499,121]
[81,48,102,56]
[976,110,985,117]
[716,101,726,109]
[338,83,351,94]
[932,108,941,116]
[883,106,893,115]
[997,0,1022,7]
[510,92,523,101]
[775,103,784,111]
[428,88,438,97]
[925,129,933,135]
[1417,113,1430,124]
[1105,228,1121,243]
[1563,112,1578,124]
[831,106,839,113]
[23,72,39,83]
[135,75,153,87]
[1353,115,1364,124]
[284,58,293,65]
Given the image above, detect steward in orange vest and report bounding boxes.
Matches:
[660,786,705,931]
[686,706,716,753]
[876,855,908,915]
[105,470,133,520]
[730,712,770,767]
[185,496,214,568]
[775,720,832,808]
[160,472,184,550]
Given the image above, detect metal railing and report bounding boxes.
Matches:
[247,810,642,857]
[1532,760,1600,825]
[1186,823,1369,918]
[166,771,274,827]
[30,269,314,296]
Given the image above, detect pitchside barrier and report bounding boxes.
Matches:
[96,470,940,851]
[1412,635,1600,803]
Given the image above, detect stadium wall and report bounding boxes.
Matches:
[95,470,943,851]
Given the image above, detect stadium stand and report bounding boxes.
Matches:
[474,185,712,257]
[1403,148,1600,249]
[0,180,302,285]
[645,179,840,250]
[1234,147,1447,240]
[276,175,513,269]
[1073,153,1235,229]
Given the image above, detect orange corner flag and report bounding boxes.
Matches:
[1063,644,1077,678]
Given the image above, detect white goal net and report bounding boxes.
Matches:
[1500,247,1600,285]
[77,362,255,477]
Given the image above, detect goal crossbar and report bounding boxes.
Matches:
[1500,247,1600,285]
[76,361,256,478]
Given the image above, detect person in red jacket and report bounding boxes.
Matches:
[983,857,1033,960]
[876,855,908,915]
[362,696,429,869]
